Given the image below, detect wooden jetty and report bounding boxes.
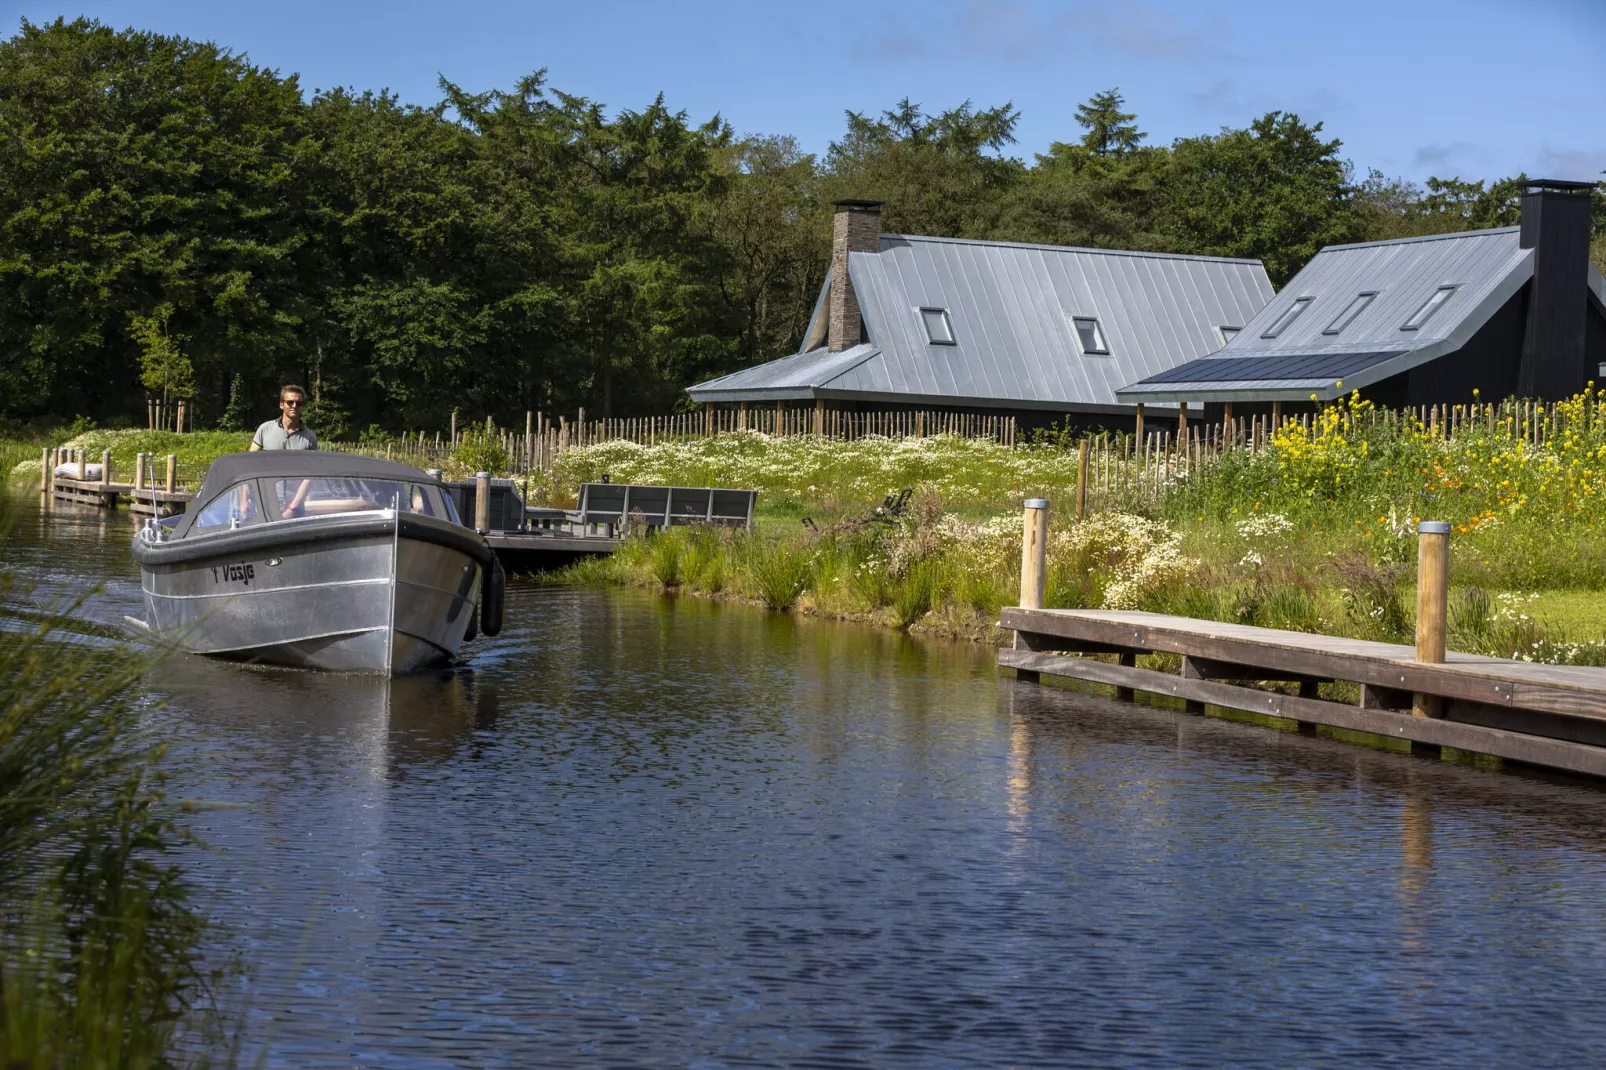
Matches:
[1001,608,1606,778]
[1003,500,1606,780]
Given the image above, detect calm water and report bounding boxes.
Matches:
[9,493,1606,1067]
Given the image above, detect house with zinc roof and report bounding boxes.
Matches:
[1118,180,1606,409]
[686,200,1274,427]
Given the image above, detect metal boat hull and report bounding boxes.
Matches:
[137,519,482,675]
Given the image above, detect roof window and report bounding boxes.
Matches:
[1218,326,1241,345]
[1072,316,1108,355]
[1402,285,1458,331]
[1323,291,1378,336]
[919,307,955,345]
[1260,296,1313,339]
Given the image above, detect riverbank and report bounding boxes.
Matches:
[15,389,1606,662]
[535,391,1606,664]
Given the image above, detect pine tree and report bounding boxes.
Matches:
[1075,89,1144,156]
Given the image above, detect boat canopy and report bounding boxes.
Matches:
[191,452,433,505]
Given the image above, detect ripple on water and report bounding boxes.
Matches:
[10,493,1606,1067]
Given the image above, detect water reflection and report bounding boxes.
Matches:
[14,491,1606,1066]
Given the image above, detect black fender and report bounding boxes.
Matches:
[480,555,505,637]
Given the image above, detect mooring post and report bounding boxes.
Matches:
[1013,497,1050,682]
[164,454,176,493]
[1020,498,1049,610]
[77,449,86,482]
[1412,520,1451,751]
[39,448,51,494]
[1075,439,1090,518]
[100,449,111,490]
[474,471,491,533]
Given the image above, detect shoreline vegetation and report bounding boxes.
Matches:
[0,440,229,1067]
[14,387,1606,664]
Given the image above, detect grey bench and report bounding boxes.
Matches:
[565,483,756,535]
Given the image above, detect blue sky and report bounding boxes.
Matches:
[8,0,1606,184]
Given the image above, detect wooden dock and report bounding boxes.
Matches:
[1001,607,1606,779]
[50,476,191,516]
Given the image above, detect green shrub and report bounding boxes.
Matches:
[649,531,684,587]
[750,541,813,610]
[891,560,940,629]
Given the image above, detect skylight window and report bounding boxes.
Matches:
[919,307,955,345]
[1402,285,1458,331]
[1072,316,1108,355]
[1323,291,1378,336]
[1260,296,1314,339]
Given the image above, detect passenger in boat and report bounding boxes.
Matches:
[249,385,319,451]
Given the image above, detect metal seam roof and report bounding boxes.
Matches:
[1116,227,1538,403]
[687,233,1273,407]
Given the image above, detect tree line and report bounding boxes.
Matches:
[2,18,1601,435]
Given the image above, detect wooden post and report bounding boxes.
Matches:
[1412,520,1451,739]
[738,400,748,430]
[40,448,51,493]
[814,398,825,437]
[176,399,186,434]
[474,471,491,532]
[450,410,457,446]
[100,449,111,489]
[704,402,713,437]
[1133,403,1144,454]
[1075,439,1090,518]
[164,454,176,493]
[133,453,143,491]
[76,450,86,481]
[1270,401,1281,431]
[147,398,155,430]
[1176,401,1188,448]
[1019,498,1049,611]
[525,410,533,471]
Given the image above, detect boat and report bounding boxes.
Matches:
[129,452,504,674]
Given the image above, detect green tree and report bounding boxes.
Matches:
[1162,111,1356,285]
[707,135,828,367]
[1074,88,1145,156]
[0,18,318,424]
[995,91,1166,250]
[128,305,194,423]
[823,98,1024,238]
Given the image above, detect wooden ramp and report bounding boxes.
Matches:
[1001,607,1606,779]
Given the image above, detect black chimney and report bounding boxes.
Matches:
[1516,178,1596,399]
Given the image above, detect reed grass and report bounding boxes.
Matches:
[0,494,230,1064]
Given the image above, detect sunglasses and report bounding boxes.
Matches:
[281,398,304,407]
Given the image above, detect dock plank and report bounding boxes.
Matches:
[1001,608,1606,720]
[998,648,1606,778]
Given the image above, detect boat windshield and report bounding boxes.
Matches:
[272,478,443,520]
[193,482,258,531]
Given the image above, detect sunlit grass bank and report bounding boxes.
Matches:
[13,389,1606,659]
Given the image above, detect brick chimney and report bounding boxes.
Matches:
[829,199,883,351]
[1516,179,1595,399]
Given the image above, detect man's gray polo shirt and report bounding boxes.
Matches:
[252,420,319,450]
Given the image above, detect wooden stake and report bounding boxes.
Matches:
[101,449,111,488]
[1020,499,1049,610]
[1076,439,1090,518]
[1133,403,1144,454]
[474,471,491,532]
[164,454,176,493]
[1413,520,1451,727]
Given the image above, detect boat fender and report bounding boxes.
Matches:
[480,556,505,638]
